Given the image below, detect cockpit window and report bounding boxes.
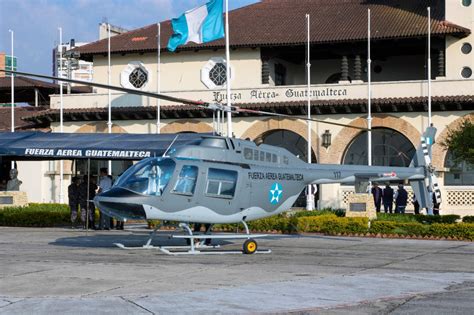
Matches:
[173,165,198,195]
[115,158,176,196]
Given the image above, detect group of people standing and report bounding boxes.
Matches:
[68,168,124,230]
[371,183,440,215]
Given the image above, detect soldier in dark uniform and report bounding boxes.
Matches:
[79,175,97,229]
[68,176,81,227]
[395,184,408,214]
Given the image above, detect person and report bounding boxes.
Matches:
[193,223,212,246]
[382,184,394,213]
[79,175,97,229]
[394,183,408,214]
[98,168,113,230]
[412,194,420,215]
[371,183,383,212]
[432,192,441,216]
[68,176,81,227]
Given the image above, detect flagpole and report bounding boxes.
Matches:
[367,9,372,168]
[9,30,14,169]
[157,22,161,134]
[306,14,314,211]
[107,24,112,175]
[225,0,232,137]
[427,7,432,126]
[58,27,64,204]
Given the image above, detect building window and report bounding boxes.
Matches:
[201,57,234,90]
[461,67,472,78]
[173,165,198,195]
[120,61,150,90]
[209,63,227,86]
[275,63,286,86]
[129,67,148,89]
[206,168,238,198]
[462,0,471,7]
[444,151,474,185]
[461,43,472,54]
[343,128,415,166]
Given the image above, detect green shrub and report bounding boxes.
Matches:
[428,223,474,240]
[376,213,418,223]
[462,216,474,223]
[414,214,460,225]
[297,215,368,234]
[0,203,99,227]
[370,221,399,234]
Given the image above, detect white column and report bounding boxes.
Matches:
[427,7,432,127]
[156,23,161,134]
[107,24,112,175]
[225,0,232,137]
[9,29,14,170]
[306,14,314,211]
[58,27,64,204]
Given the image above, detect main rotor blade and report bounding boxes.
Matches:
[2,69,369,131]
[236,107,369,131]
[0,69,206,106]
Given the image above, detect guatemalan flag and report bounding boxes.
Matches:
[167,0,225,52]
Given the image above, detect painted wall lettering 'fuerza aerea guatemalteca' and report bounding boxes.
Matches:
[167,0,225,52]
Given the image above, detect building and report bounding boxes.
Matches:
[52,41,94,83]
[18,0,474,215]
[0,52,17,79]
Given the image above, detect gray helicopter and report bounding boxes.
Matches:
[2,70,441,255]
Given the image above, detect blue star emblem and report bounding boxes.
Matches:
[269,183,283,205]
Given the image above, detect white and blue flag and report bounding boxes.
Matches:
[167,0,225,52]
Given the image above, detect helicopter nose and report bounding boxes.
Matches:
[94,187,147,220]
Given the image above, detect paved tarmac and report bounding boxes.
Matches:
[0,225,473,314]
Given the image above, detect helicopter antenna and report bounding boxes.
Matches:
[162,134,179,157]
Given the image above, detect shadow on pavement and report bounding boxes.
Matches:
[50,230,232,248]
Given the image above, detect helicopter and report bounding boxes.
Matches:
[1,69,442,255]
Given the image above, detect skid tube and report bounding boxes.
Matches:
[114,221,272,255]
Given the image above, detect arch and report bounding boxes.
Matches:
[74,122,127,134]
[327,115,421,164]
[255,129,317,163]
[160,120,213,134]
[433,113,474,169]
[241,118,319,156]
[342,128,416,166]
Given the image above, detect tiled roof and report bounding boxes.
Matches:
[0,76,58,89]
[21,95,474,123]
[74,0,470,58]
[0,106,49,131]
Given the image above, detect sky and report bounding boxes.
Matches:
[0,0,259,74]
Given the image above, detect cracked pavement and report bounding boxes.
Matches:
[0,226,473,314]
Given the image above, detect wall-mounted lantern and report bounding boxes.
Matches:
[322,130,332,149]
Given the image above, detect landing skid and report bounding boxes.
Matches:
[114,221,272,255]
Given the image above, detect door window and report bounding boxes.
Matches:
[206,168,238,198]
[173,165,198,195]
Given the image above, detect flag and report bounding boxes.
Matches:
[167,0,224,52]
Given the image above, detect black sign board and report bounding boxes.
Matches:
[349,202,367,212]
[0,196,14,205]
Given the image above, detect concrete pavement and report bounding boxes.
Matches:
[0,226,472,314]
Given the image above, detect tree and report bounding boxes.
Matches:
[441,119,474,165]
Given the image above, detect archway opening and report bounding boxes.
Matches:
[255,129,317,207]
[343,128,415,166]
